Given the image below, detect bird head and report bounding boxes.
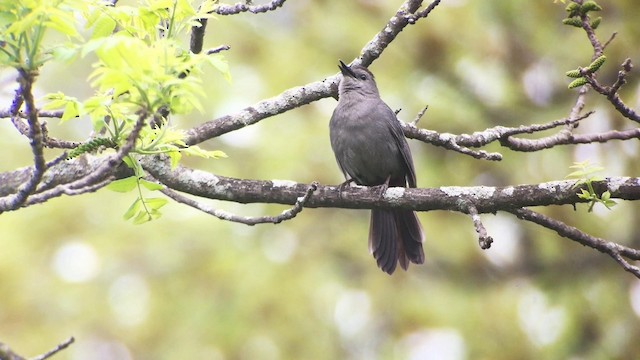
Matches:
[337,60,380,98]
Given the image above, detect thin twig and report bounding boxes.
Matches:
[0,337,74,360]
[583,59,640,123]
[509,208,640,279]
[602,31,617,50]
[30,337,75,360]
[159,180,319,225]
[185,0,444,146]
[7,111,80,149]
[0,110,64,118]
[411,105,428,125]
[465,202,493,249]
[206,45,231,55]
[63,111,147,190]
[2,70,47,210]
[405,0,442,24]
[402,124,503,161]
[453,112,594,148]
[0,341,25,360]
[212,0,287,15]
[1,111,148,211]
[23,177,114,207]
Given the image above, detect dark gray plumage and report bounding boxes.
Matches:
[329,60,425,274]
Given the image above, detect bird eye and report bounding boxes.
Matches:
[359,74,367,80]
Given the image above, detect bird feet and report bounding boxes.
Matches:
[336,178,355,199]
[372,176,391,199]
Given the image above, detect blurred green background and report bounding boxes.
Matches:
[2,0,640,359]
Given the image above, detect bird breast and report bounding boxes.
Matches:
[330,101,406,186]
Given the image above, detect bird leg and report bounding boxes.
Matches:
[372,175,391,199]
[337,178,356,199]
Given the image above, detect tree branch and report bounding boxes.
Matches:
[30,337,74,360]
[213,0,287,15]
[3,108,80,149]
[1,70,46,210]
[0,112,146,213]
[184,0,443,146]
[584,58,639,123]
[190,0,287,53]
[159,179,319,225]
[509,208,640,278]
[140,156,640,212]
[465,202,493,250]
[0,337,74,360]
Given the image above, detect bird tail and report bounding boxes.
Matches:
[369,209,425,274]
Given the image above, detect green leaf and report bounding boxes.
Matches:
[61,101,80,122]
[107,176,138,193]
[123,156,144,174]
[590,17,602,29]
[571,179,586,189]
[566,169,588,178]
[41,92,70,110]
[569,160,589,169]
[577,188,592,200]
[603,199,617,209]
[91,13,116,39]
[139,179,164,191]
[133,210,153,224]
[144,197,168,210]
[182,145,227,159]
[123,198,142,220]
[51,43,79,62]
[45,17,80,39]
[206,54,231,82]
[81,37,109,57]
[167,150,182,169]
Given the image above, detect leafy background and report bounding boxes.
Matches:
[1,0,640,359]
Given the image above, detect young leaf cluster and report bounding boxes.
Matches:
[565,55,606,89]
[107,158,168,224]
[2,0,231,223]
[562,1,602,29]
[0,0,85,71]
[566,161,617,212]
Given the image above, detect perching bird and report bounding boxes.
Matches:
[329,60,425,274]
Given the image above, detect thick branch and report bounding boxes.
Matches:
[185,79,336,145]
[0,112,146,212]
[184,0,442,146]
[140,156,640,212]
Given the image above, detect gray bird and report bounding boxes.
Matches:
[329,60,425,274]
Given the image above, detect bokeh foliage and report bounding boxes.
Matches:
[1,0,640,359]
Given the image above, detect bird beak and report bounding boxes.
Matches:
[338,60,357,78]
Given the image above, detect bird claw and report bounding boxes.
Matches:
[373,176,392,199]
[337,178,355,199]
[371,183,389,199]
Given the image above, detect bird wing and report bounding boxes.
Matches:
[380,103,417,188]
